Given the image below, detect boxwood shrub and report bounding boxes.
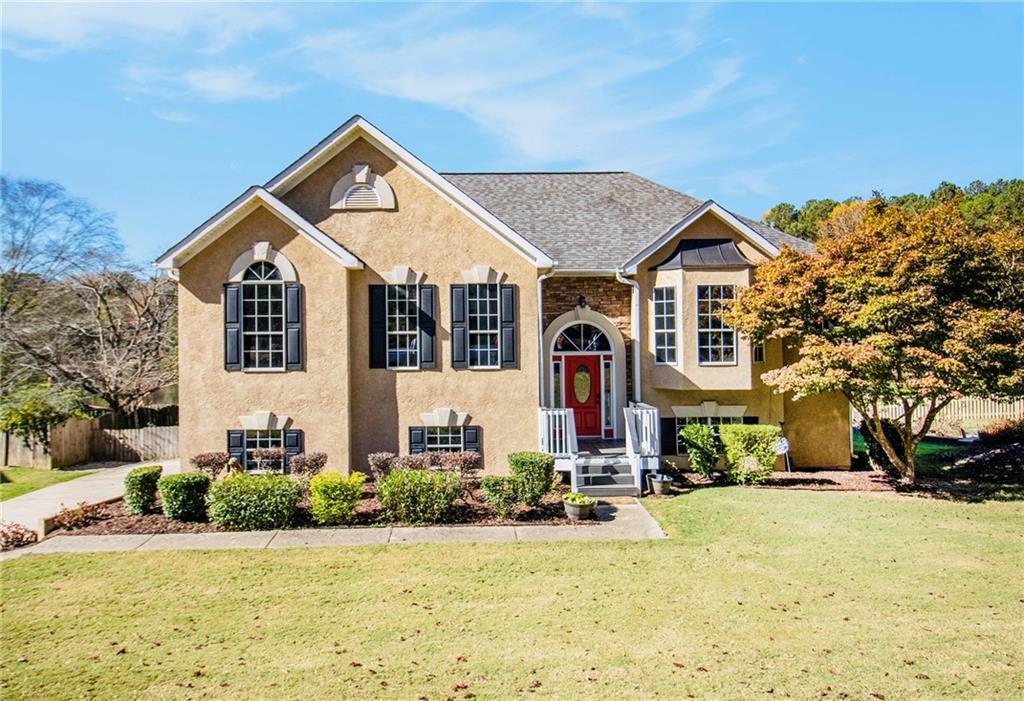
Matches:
[123,465,162,515]
[158,472,210,521]
[719,424,781,485]
[309,471,366,526]
[507,451,555,506]
[378,468,461,524]
[480,475,521,518]
[207,473,300,531]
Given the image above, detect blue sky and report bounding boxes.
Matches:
[3,2,1021,263]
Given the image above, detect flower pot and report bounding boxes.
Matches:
[563,499,594,521]
[648,473,672,496]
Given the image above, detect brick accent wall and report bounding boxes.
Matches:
[542,275,635,400]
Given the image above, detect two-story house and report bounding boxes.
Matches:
[156,115,851,495]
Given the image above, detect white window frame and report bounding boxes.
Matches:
[653,286,678,365]
[244,429,284,472]
[241,262,285,371]
[467,283,500,369]
[696,284,738,366]
[386,283,419,369]
[425,426,464,452]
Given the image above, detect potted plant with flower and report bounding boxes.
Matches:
[563,491,597,520]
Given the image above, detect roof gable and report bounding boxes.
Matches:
[154,187,362,272]
[263,116,554,268]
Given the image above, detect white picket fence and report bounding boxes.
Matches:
[852,396,1024,432]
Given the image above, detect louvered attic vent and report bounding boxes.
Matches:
[343,184,381,209]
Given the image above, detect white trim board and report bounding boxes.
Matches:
[621,200,780,274]
[263,115,554,268]
[154,187,363,272]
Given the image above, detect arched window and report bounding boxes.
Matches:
[554,322,611,352]
[242,262,285,369]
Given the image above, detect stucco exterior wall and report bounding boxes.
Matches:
[177,206,352,472]
[279,138,541,474]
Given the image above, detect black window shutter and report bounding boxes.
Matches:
[499,284,517,368]
[450,285,468,368]
[409,426,426,453]
[224,284,242,371]
[742,416,760,425]
[227,430,246,468]
[418,285,437,369]
[369,285,387,368]
[283,429,304,473]
[660,417,678,455]
[284,283,303,370]
[463,425,482,454]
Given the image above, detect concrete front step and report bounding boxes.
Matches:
[578,484,641,497]
[580,472,635,487]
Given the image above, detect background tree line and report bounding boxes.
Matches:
[1,177,177,443]
[761,179,1024,241]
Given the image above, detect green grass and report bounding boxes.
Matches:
[2,490,1021,699]
[852,430,971,476]
[0,467,93,501]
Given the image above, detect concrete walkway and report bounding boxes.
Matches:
[2,501,664,560]
[1,459,181,535]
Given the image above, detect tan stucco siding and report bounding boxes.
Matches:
[281,138,541,474]
[176,206,352,472]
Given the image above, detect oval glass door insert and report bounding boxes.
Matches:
[573,365,592,404]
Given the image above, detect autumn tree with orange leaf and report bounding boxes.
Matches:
[730,199,1024,482]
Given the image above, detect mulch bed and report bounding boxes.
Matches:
[50,482,592,537]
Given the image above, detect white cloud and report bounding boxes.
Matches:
[151,109,194,124]
[2,2,286,57]
[121,64,295,103]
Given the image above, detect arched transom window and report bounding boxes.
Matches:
[242,262,284,369]
[554,322,611,352]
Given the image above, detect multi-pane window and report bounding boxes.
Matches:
[675,416,743,453]
[387,284,419,368]
[245,429,284,471]
[426,426,463,452]
[653,286,677,364]
[467,284,500,368]
[696,285,737,365]
[242,262,284,370]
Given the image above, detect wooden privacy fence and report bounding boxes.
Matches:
[852,397,1024,432]
[2,421,178,469]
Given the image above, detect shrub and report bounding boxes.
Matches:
[207,474,301,531]
[158,473,210,521]
[378,469,461,524]
[979,416,1024,446]
[1,521,38,550]
[859,419,906,473]
[508,452,555,506]
[393,453,437,471]
[367,452,397,482]
[680,424,720,478]
[52,501,105,530]
[289,452,329,478]
[563,491,596,506]
[123,465,162,515]
[190,452,231,480]
[0,384,87,451]
[440,451,481,477]
[719,424,781,485]
[480,476,520,518]
[309,471,366,525]
[250,447,286,472]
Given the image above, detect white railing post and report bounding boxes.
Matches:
[624,403,661,492]
[539,408,579,487]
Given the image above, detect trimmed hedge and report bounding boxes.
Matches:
[979,417,1024,446]
[123,465,162,515]
[507,452,555,506]
[480,475,520,518]
[158,473,210,521]
[207,473,300,531]
[719,424,781,485]
[378,469,461,524]
[309,471,365,526]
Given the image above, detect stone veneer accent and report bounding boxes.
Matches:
[542,275,635,400]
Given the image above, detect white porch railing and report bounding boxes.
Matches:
[539,408,579,488]
[624,402,661,491]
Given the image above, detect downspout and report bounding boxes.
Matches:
[615,271,642,403]
[536,269,555,405]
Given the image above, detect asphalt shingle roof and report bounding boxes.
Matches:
[442,172,812,270]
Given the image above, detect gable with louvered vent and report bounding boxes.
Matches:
[343,184,381,209]
[329,163,396,211]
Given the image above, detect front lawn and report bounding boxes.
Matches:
[2,488,1021,700]
[0,467,93,502]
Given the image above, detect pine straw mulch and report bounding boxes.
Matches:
[50,482,593,537]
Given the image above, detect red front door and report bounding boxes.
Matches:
[564,355,602,437]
